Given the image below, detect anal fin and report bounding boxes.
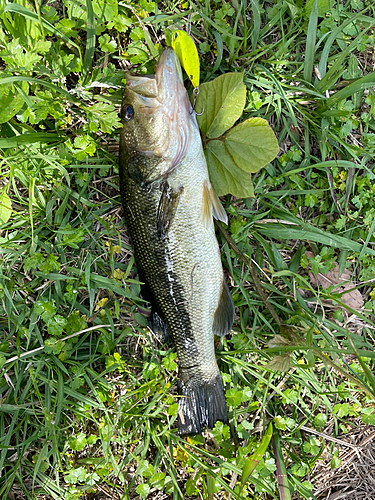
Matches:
[139,272,171,344]
[213,279,234,336]
[148,307,171,344]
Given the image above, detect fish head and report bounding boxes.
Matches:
[120,48,195,179]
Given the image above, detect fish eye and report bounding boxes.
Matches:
[123,105,134,122]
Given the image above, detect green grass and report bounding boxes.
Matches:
[1,0,375,499]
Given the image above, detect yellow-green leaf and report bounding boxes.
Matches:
[206,140,254,198]
[205,118,278,198]
[195,72,246,139]
[241,422,273,487]
[225,118,279,172]
[0,189,12,224]
[171,30,200,88]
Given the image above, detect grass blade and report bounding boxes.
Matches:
[240,422,273,493]
[249,0,261,51]
[317,11,363,80]
[319,71,375,109]
[253,218,375,256]
[316,28,372,93]
[82,0,96,84]
[205,30,224,79]
[0,76,80,102]
[3,3,82,56]
[303,0,318,83]
[0,133,62,148]
[272,430,291,500]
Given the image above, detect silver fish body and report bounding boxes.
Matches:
[119,48,234,435]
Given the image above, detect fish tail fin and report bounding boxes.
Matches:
[177,371,227,435]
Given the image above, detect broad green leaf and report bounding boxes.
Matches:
[314,413,327,428]
[304,0,330,18]
[47,315,66,336]
[226,388,243,406]
[224,118,279,172]
[0,189,12,224]
[206,140,254,198]
[93,0,118,23]
[34,299,56,321]
[362,408,375,425]
[63,0,86,24]
[186,478,198,496]
[70,432,87,451]
[241,422,273,487]
[24,252,44,272]
[162,352,178,371]
[195,72,246,138]
[39,254,60,274]
[61,224,86,248]
[65,466,87,484]
[0,40,41,71]
[136,483,150,498]
[171,30,200,88]
[0,84,26,124]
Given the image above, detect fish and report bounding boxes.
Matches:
[119,47,234,435]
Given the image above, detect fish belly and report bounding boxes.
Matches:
[167,158,227,435]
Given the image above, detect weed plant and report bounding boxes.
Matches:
[1,0,375,499]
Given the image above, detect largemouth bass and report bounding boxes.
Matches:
[119,48,234,435]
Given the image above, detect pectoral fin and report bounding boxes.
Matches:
[213,279,234,336]
[157,182,183,238]
[202,181,228,228]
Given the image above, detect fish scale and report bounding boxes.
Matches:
[119,47,234,435]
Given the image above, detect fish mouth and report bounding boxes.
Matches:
[124,48,192,172]
[125,48,185,111]
[155,48,192,172]
[124,74,158,98]
[155,47,184,91]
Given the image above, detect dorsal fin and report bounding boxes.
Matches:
[202,180,228,228]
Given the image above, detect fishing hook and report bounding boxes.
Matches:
[191,86,204,115]
[186,13,192,36]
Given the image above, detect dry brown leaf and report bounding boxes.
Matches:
[267,334,294,348]
[263,354,291,372]
[305,252,364,311]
